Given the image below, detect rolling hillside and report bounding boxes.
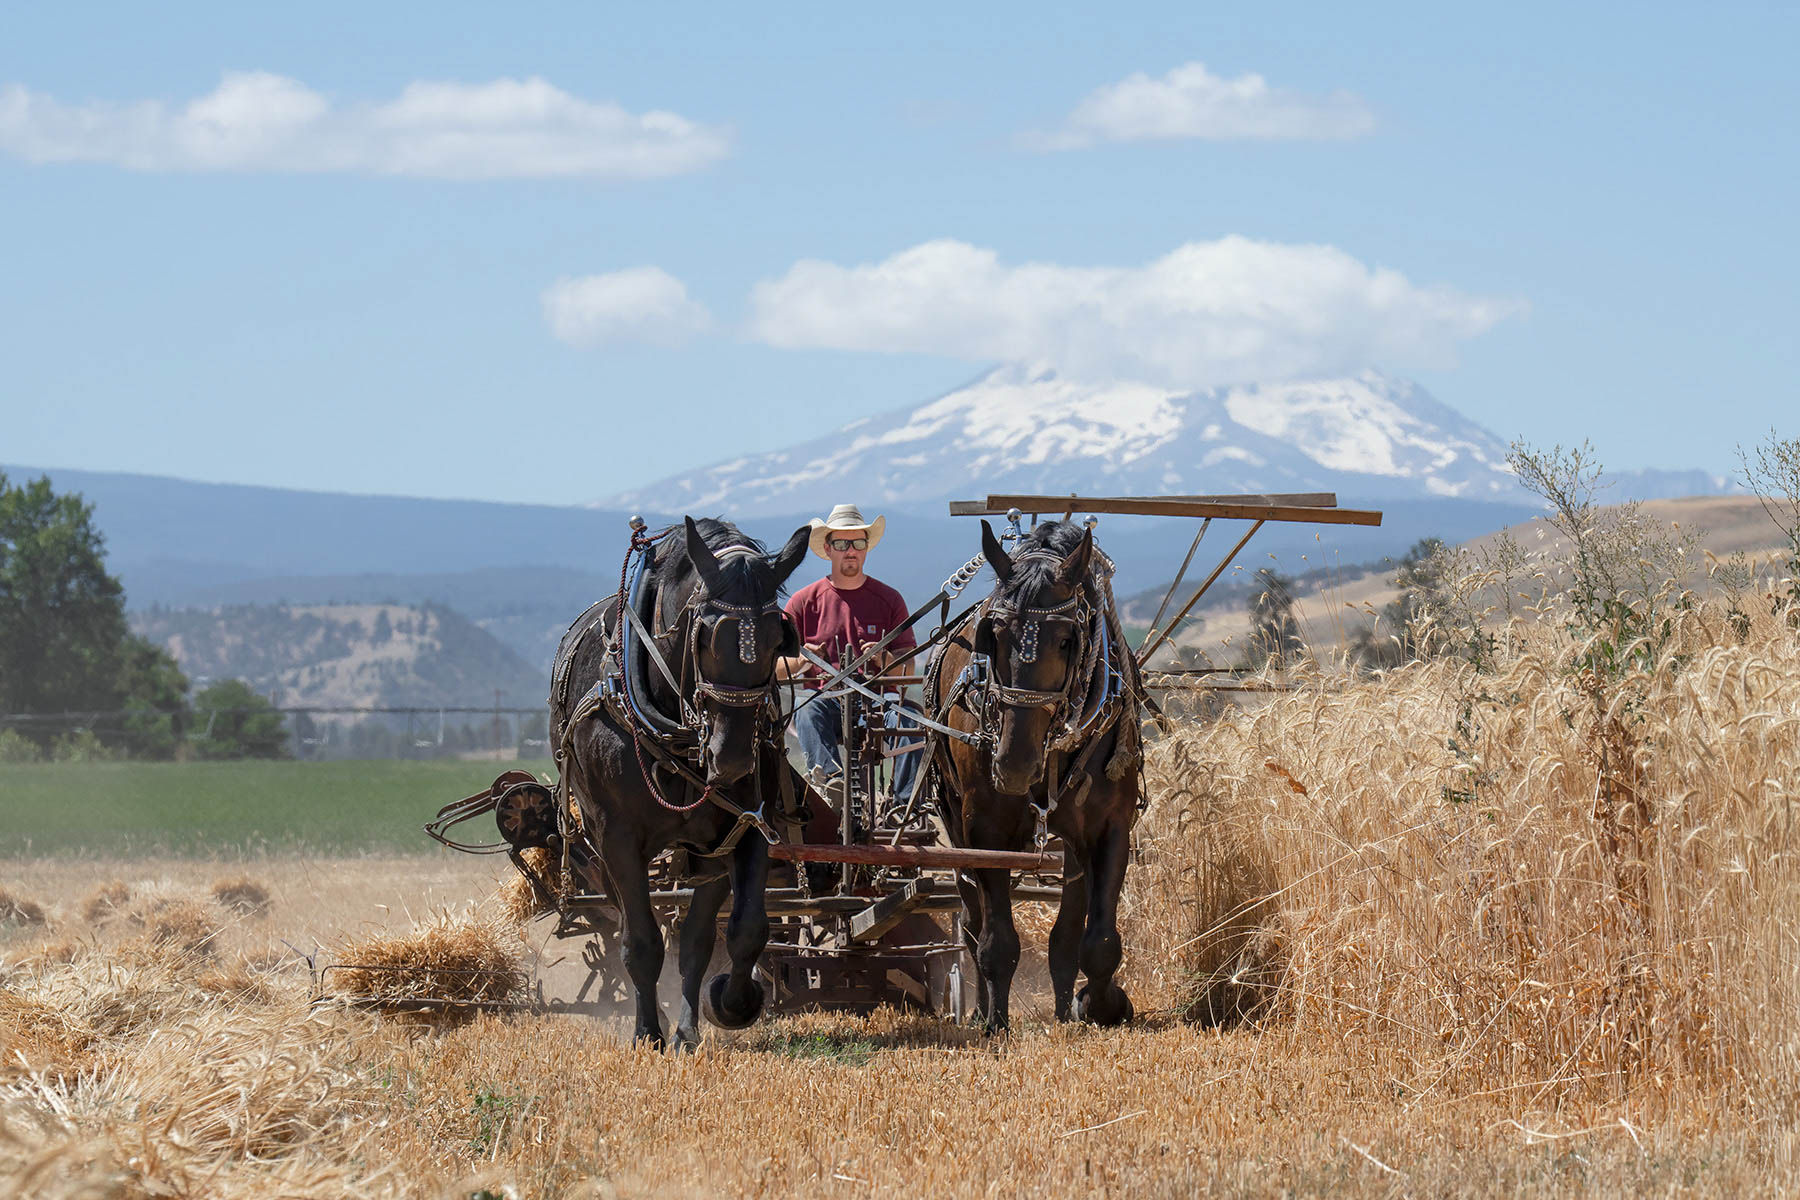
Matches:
[131,602,544,712]
[1155,495,1793,666]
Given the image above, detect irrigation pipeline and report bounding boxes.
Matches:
[1,705,555,723]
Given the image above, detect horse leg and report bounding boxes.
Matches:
[603,840,668,1048]
[702,835,770,1030]
[972,867,1020,1034]
[1075,822,1134,1026]
[955,869,989,1024]
[1048,860,1089,1022]
[670,872,729,1052]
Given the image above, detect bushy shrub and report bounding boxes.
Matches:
[0,728,42,763]
[49,728,112,763]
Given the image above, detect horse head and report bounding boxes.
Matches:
[680,515,809,786]
[975,518,1095,794]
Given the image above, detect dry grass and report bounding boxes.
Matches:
[211,873,273,918]
[196,960,281,1005]
[1,592,1796,1194]
[496,845,567,925]
[0,992,96,1081]
[77,880,130,924]
[122,892,225,959]
[0,889,45,928]
[1127,598,1800,1153]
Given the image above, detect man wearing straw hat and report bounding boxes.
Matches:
[778,502,921,805]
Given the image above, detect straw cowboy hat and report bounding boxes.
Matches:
[808,503,886,559]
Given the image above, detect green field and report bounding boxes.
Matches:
[0,759,531,856]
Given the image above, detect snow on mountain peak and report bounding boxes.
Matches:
[890,364,1182,466]
[603,365,1523,516]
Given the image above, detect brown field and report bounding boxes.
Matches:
[6,585,1800,1196]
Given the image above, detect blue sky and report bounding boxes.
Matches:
[3,2,1794,504]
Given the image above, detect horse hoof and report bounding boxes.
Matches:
[702,974,765,1029]
[1075,984,1134,1027]
[671,1028,701,1054]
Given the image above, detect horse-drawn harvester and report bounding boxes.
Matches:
[319,492,1380,1033]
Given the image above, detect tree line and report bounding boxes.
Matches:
[0,471,288,762]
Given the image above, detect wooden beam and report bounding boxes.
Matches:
[949,491,1340,517]
[850,877,935,942]
[950,495,1381,525]
[1161,492,1336,507]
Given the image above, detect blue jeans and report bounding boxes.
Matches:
[792,694,921,805]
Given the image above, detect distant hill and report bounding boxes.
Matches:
[131,602,545,712]
[125,567,616,682]
[9,462,1550,654]
[6,414,1736,670]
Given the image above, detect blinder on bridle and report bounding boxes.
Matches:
[698,595,799,667]
[975,589,1085,666]
[977,558,1094,723]
[683,547,798,711]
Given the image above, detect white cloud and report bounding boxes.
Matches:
[543,268,712,346]
[746,238,1522,389]
[0,72,730,179]
[1027,61,1375,149]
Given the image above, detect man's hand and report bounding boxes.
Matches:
[869,649,914,680]
[777,642,828,680]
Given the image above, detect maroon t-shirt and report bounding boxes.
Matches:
[785,576,915,682]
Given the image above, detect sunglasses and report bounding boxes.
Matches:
[826,537,869,552]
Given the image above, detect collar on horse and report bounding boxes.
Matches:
[925,547,1145,847]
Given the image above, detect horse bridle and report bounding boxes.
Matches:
[976,566,1095,774]
[683,590,788,715]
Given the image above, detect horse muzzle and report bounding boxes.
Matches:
[701,720,760,787]
[988,710,1053,794]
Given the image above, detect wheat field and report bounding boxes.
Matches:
[4,597,1798,1196]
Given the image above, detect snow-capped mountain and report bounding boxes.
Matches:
[602,365,1523,516]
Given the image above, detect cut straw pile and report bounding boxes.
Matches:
[211,874,274,918]
[494,845,571,925]
[0,889,45,928]
[331,909,523,1005]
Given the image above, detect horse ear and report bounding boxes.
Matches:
[981,519,1013,582]
[685,516,723,593]
[1057,526,1093,587]
[768,524,811,590]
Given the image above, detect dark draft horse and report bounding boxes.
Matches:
[926,519,1142,1032]
[552,516,809,1050]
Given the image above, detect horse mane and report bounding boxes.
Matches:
[999,520,1091,602]
[653,517,777,601]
